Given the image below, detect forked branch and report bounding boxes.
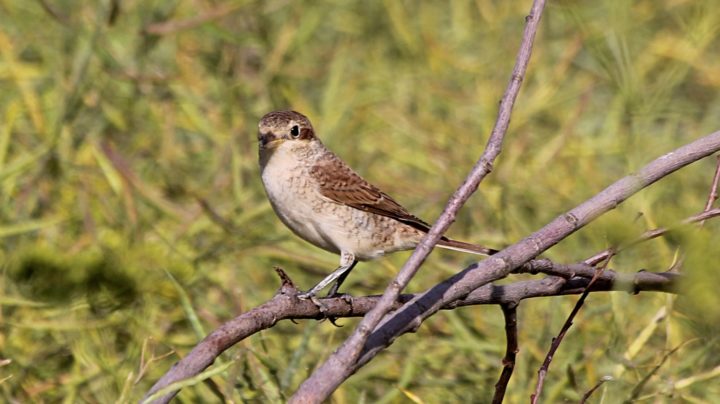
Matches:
[143,263,681,403]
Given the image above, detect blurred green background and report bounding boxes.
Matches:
[2,0,720,402]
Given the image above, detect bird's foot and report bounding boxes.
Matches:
[297,291,347,327]
[297,291,329,315]
[325,292,354,327]
[296,290,316,300]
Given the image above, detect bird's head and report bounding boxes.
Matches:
[258,110,317,152]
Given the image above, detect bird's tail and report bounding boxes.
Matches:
[436,238,498,256]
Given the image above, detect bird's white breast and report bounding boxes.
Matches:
[260,143,340,253]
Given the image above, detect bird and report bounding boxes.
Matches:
[257,110,496,299]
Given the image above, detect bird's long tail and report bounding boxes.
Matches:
[436,238,498,256]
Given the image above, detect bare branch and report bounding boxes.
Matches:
[585,207,720,266]
[580,376,612,404]
[624,341,695,403]
[701,155,720,225]
[142,265,679,403]
[144,135,720,402]
[492,304,519,404]
[290,1,549,401]
[351,130,720,374]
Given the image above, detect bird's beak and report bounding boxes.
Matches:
[258,131,283,150]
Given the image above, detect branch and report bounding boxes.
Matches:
[144,194,718,402]
[585,207,720,265]
[701,155,720,225]
[352,130,720,373]
[624,341,692,403]
[492,304,519,404]
[580,376,612,404]
[290,1,549,400]
[143,265,679,403]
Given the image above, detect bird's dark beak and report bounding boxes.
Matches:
[258,131,280,149]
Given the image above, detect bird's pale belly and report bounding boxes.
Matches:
[262,172,418,260]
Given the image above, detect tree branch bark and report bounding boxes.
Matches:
[143,264,680,403]
[350,129,720,375]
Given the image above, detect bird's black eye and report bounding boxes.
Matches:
[290,125,300,138]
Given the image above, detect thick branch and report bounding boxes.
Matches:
[290,1,548,401]
[143,191,717,402]
[352,130,720,372]
[143,266,678,403]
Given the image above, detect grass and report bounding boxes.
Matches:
[1,0,720,402]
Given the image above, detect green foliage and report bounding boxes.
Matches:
[1,0,719,402]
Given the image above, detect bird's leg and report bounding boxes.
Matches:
[326,259,358,298]
[298,251,357,299]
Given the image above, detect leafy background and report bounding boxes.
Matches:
[1,0,720,402]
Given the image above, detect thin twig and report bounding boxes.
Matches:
[701,155,720,225]
[623,340,696,403]
[289,2,548,401]
[492,304,519,404]
[579,376,612,404]
[584,207,720,266]
[588,160,720,264]
[530,256,613,404]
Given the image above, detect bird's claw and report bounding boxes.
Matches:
[297,291,346,327]
[324,292,353,327]
[309,296,328,315]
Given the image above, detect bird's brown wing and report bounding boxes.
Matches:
[309,152,432,233]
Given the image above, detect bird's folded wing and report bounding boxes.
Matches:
[310,153,433,233]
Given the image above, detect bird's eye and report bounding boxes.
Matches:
[290,125,300,138]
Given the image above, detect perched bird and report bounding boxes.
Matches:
[257,110,495,298]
